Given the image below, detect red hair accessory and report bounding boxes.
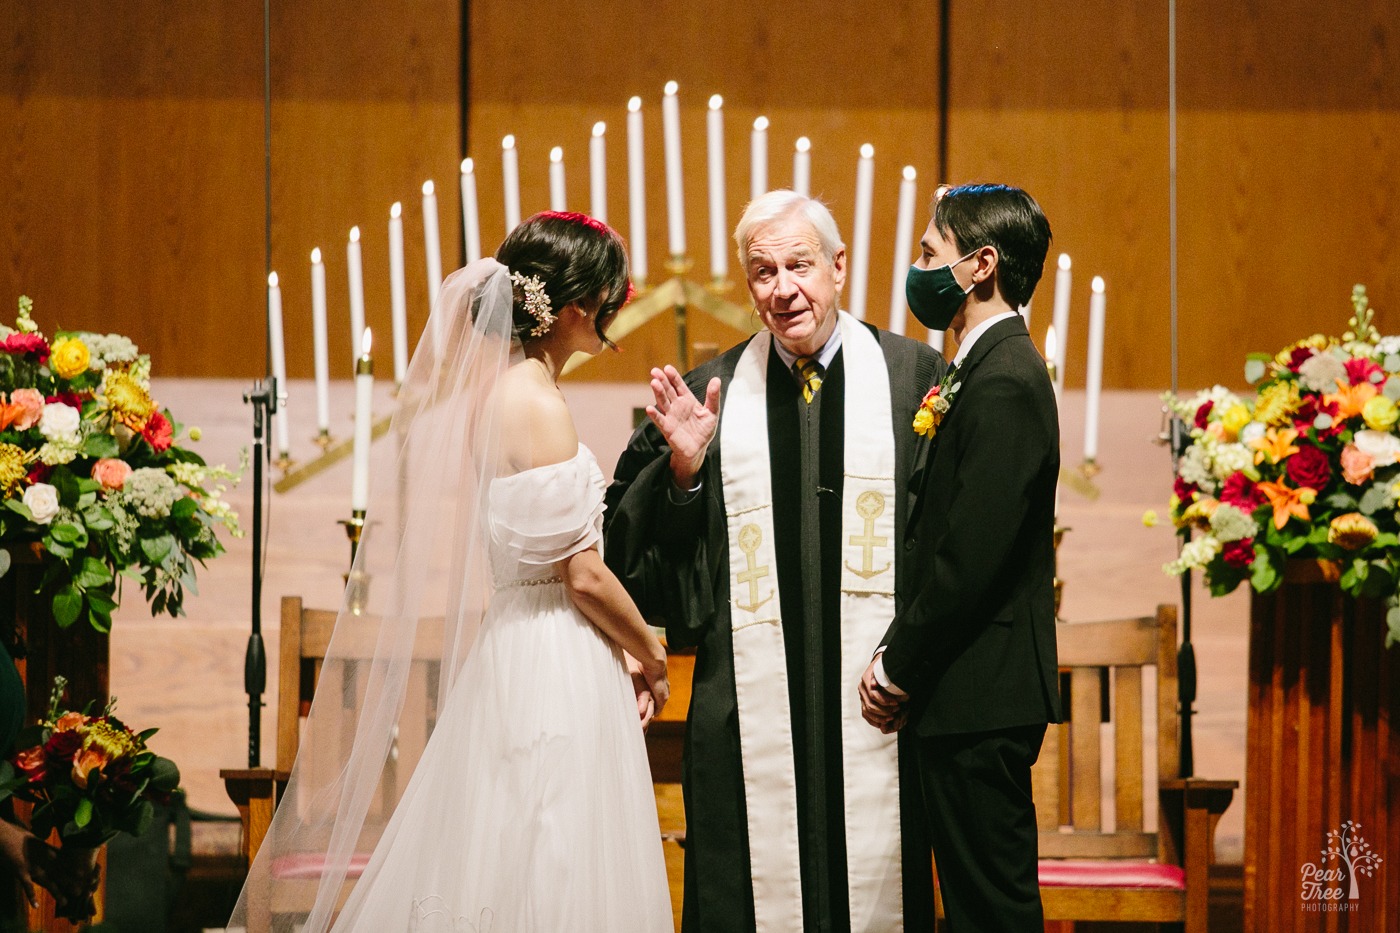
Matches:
[539,210,616,237]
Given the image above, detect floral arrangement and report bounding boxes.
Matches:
[0,296,242,633]
[0,676,180,847]
[1162,286,1400,646]
[0,676,179,920]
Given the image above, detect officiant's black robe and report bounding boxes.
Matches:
[604,325,943,933]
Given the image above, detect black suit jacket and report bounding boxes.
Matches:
[881,314,1063,737]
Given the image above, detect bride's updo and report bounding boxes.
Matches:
[494,211,632,345]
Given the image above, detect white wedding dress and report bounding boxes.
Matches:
[330,444,673,932]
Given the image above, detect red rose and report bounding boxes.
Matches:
[1174,476,1199,502]
[1222,538,1255,568]
[43,730,82,761]
[25,463,51,485]
[1287,346,1315,372]
[141,410,173,452]
[1345,357,1383,387]
[1284,443,1331,491]
[1219,472,1265,511]
[1194,400,1215,430]
[0,333,50,364]
[12,746,46,782]
[43,391,83,411]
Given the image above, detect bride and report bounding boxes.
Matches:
[229,212,673,932]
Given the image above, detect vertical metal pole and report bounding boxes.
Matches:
[1167,0,1196,778]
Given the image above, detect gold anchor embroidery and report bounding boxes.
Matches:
[735,523,774,613]
[845,490,891,579]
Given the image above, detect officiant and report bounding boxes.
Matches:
[605,190,943,933]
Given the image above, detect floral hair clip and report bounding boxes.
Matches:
[510,271,555,337]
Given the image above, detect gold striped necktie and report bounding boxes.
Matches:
[794,356,824,404]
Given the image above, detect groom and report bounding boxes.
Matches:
[606,190,942,932]
[860,183,1064,932]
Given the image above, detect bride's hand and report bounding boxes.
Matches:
[626,653,659,730]
[643,662,670,719]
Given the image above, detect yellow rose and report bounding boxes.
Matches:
[49,337,91,380]
[1220,404,1251,441]
[912,409,934,436]
[1362,394,1399,431]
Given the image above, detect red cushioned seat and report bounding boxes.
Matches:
[270,852,372,881]
[1037,859,1185,890]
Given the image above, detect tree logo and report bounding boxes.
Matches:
[1299,821,1383,911]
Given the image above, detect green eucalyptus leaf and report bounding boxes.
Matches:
[81,432,119,459]
[73,796,93,829]
[1359,483,1392,516]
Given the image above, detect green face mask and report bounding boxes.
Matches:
[905,251,977,332]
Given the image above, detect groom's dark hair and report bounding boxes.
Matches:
[934,184,1051,308]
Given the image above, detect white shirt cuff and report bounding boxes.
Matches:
[872,650,908,698]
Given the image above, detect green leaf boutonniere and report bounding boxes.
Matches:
[913,368,961,438]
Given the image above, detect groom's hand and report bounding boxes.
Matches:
[626,653,659,731]
[860,658,907,732]
[646,366,721,490]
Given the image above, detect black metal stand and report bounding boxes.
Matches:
[1169,414,1196,777]
[241,378,279,767]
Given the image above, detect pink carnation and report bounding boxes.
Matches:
[0,333,50,363]
[1345,357,1384,387]
[7,388,44,430]
[141,410,173,452]
[91,458,133,491]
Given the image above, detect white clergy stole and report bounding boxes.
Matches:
[719,311,903,932]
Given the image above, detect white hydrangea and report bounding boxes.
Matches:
[1212,443,1255,481]
[1165,536,1222,575]
[1375,335,1400,356]
[1177,443,1217,492]
[1209,503,1259,543]
[122,467,179,519]
[38,437,81,466]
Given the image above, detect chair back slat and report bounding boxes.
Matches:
[1068,667,1103,830]
[1037,830,1159,859]
[1114,665,1145,831]
[1031,725,1062,831]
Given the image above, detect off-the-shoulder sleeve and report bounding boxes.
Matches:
[490,452,606,566]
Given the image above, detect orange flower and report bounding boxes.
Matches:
[1251,426,1301,466]
[71,747,110,790]
[1256,480,1316,530]
[53,711,87,733]
[1325,381,1379,422]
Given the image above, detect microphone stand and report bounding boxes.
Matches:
[241,378,280,766]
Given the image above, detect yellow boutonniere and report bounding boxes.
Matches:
[913,370,960,438]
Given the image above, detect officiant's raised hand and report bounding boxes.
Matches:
[646,365,722,490]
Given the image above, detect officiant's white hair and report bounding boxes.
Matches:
[735,189,845,267]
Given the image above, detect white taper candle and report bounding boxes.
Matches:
[888,166,918,339]
[849,143,875,319]
[792,136,811,197]
[460,158,482,263]
[751,116,769,201]
[549,147,566,212]
[706,95,727,281]
[626,97,648,284]
[351,328,374,513]
[1051,253,1071,396]
[346,226,366,371]
[388,202,409,384]
[267,272,290,456]
[1084,276,1107,462]
[502,135,521,233]
[589,122,607,223]
[309,248,331,434]
[662,81,685,258]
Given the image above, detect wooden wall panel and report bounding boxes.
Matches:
[467,0,945,383]
[947,0,1399,393]
[0,1,459,381]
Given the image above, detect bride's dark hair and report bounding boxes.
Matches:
[495,211,632,347]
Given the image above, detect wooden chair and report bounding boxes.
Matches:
[646,643,693,932]
[222,596,443,931]
[1027,605,1236,932]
